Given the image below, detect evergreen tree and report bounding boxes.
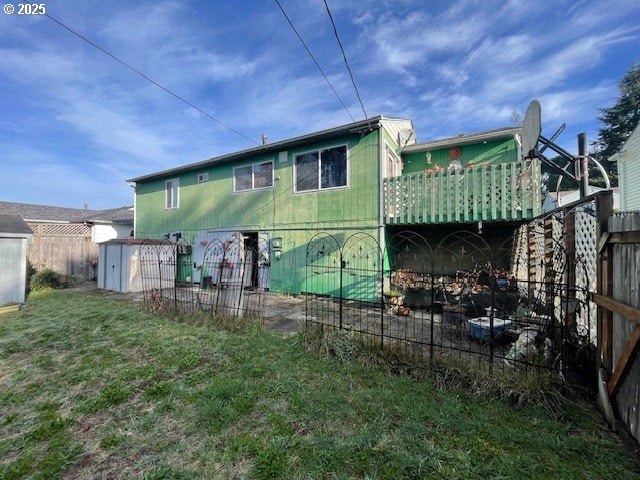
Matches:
[594,64,640,178]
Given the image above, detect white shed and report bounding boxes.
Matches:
[611,122,640,211]
[98,239,176,293]
[0,214,33,304]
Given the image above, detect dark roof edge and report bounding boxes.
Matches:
[127,116,392,183]
[402,127,521,153]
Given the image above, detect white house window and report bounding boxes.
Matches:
[165,178,179,209]
[233,161,274,192]
[295,145,347,192]
[197,172,209,183]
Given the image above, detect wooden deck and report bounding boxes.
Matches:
[383,159,542,225]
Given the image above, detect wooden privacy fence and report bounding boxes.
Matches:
[383,159,541,224]
[596,211,640,445]
[27,222,98,280]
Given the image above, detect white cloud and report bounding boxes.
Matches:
[55,96,176,163]
[0,144,133,209]
[538,82,616,125]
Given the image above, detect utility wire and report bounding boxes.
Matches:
[322,0,367,120]
[274,0,355,122]
[38,6,259,146]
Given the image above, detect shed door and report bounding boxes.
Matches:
[105,244,122,291]
[0,238,23,304]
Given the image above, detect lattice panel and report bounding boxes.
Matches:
[574,202,597,291]
[30,222,91,237]
[551,214,566,284]
[574,201,597,340]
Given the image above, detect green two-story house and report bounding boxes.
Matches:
[128,116,541,294]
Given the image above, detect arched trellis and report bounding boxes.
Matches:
[383,230,434,310]
[305,233,343,328]
[434,230,493,275]
[139,239,178,312]
[384,230,434,273]
[302,219,599,378]
[341,232,382,303]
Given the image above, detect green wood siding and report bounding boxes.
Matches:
[402,138,518,174]
[135,131,379,237]
[134,131,381,295]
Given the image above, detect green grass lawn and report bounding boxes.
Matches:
[0,290,637,479]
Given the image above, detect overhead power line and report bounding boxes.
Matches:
[38,7,259,146]
[322,0,367,120]
[274,0,355,122]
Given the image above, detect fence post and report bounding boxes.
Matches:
[380,259,384,349]
[565,211,577,334]
[544,216,555,314]
[489,276,495,374]
[527,223,536,303]
[339,258,344,330]
[215,248,226,315]
[595,191,614,374]
[173,246,178,313]
[430,271,435,365]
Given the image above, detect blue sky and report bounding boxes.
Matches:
[1,0,639,209]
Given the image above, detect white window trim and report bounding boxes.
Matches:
[197,172,209,183]
[293,143,349,193]
[233,160,274,193]
[385,143,402,178]
[165,178,180,210]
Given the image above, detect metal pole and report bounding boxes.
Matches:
[380,257,384,349]
[578,133,589,198]
[339,258,344,330]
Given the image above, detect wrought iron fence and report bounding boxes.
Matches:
[304,228,596,380]
[139,236,267,319]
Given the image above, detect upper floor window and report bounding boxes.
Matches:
[165,178,179,209]
[294,145,347,192]
[233,161,273,192]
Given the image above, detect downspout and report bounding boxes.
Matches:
[126,181,137,238]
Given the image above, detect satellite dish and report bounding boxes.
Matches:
[398,128,416,148]
[521,100,541,158]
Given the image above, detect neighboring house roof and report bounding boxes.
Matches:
[83,206,134,225]
[128,115,411,183]
[0,214,33,235]
[401,127,521,153]
[0,201,98,223]
[0,201,134,225]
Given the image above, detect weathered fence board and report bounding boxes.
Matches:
[601,211,640,444]
[27,223,98,280]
